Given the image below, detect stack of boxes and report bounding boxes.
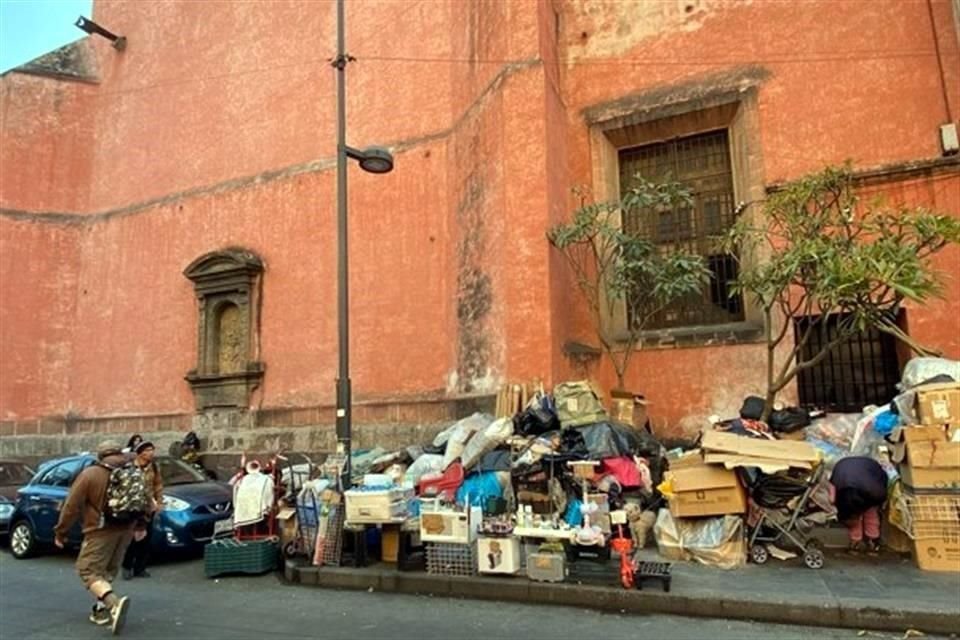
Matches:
[890,383,960,573]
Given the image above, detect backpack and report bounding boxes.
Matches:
[553,381,608,429]
[102,462,151,524]
[739,396,766,421]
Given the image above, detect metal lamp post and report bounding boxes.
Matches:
[333,0,394,489]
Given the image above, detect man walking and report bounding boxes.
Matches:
[55,441,139,634]
[123,440,163,579]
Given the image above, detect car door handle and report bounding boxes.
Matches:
[28,496,43,502]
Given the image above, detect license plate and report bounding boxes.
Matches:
[213,517,234,537]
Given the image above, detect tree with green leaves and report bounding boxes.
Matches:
[725,164,960,420]
[548,176,710,391]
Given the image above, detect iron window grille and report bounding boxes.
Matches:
[619,129,744,328]
[794,312,902,412]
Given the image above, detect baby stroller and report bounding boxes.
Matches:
[745,464,835,569]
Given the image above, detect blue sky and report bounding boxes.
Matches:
[0,0,92,72]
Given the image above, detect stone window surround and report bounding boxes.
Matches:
[584,67,769,348]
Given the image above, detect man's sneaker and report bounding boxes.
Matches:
[135,570,151,578]
[89,604,111,626]
[865,539,881,555]
[847,541,864,555]
[110,596,130,635]
[122,568,134,580]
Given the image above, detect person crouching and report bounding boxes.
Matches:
[829,456,888,554]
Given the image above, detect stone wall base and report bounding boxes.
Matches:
[0,395,494,464]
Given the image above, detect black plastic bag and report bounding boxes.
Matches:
[769,407,811,434]
[514,405,560,437]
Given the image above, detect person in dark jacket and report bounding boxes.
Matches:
[54,441,134,633]
[830,456,888,554]
[122,441,163,579]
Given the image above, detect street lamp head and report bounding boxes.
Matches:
[357,146,394,174]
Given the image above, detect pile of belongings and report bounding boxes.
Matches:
[336,380,668,534]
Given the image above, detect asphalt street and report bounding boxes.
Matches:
[0,550,944,640]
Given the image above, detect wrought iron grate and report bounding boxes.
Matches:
[619,129,743,328]
[794,313,902,412]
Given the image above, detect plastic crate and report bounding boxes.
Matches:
[204,539,279,578]
[425,542,477,576]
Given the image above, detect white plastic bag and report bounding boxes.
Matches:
[899,357,960,391]
[404,454,445,485]
[460,417,514,470]
[440,413,494,469]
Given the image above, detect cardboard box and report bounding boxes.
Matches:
[668,464,747,518]
[889,425,950,464]
[478,537,521,575]
[276,507,298,547]
[669,449,705,470]
[911,525,960,572]
[916,382,960,426]
[381,525,400,563]
[895,426,960,491]
[897,492,960,572]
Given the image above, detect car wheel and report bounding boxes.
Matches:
[10,520,37,559]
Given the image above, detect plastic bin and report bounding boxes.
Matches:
[204,539,279,578]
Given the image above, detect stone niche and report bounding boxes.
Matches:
[184,248,265,410]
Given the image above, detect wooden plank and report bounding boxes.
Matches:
[701,430,819,463]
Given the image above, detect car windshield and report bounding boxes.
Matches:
[0,462,34,485]
[157,458,206,486]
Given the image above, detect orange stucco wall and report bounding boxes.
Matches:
[1,0,958,439]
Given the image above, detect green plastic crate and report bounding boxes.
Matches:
[204,539,279,578]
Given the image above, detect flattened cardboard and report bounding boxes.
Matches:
[704,453,812,474]
[701,430,818,463]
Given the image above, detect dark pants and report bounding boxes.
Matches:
[122,531,150,575]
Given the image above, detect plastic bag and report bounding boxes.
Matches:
[574,421,642,458]
[440,413,494,469]
[460,417,514,470]
[456,471,504,509]
[433,412,494,448]
[806,414,860,450]
[404,454,444,485]
[653,509,745,570]
[899,357,960,391]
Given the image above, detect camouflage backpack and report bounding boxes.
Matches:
[553,381,608,429]
[101,462,151,524]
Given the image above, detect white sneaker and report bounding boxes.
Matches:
[110,596,130,635]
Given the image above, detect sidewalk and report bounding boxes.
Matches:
[285,549,960,635]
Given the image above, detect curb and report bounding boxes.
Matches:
[284,561,959,635]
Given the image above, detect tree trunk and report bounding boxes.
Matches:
[762,308,776,422]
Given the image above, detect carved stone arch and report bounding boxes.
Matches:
[184,248,264,410]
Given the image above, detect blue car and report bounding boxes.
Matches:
[8,454,232,559]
